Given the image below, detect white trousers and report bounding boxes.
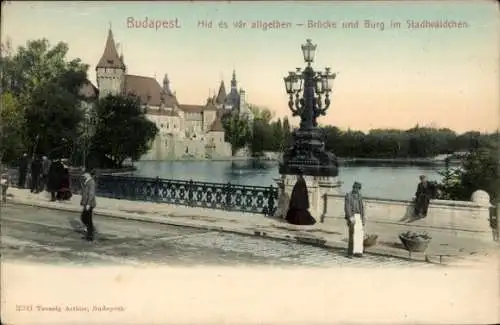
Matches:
[353,213,364,254]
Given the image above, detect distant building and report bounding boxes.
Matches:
[214,70,254,122]
[87,28,243,160]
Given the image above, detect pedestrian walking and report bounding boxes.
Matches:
[345,182,366,257]
[47,158,63,202]
[30,155,42,193]
[17,153,29,188]
[40,156,51,191]
[1,172,9,204]
[80,169,96,241]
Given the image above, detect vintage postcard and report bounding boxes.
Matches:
[1,1,499,324]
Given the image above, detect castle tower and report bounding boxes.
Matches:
[239,88,246,105]
[230,69,237,91]
[163,73,172,95]
[96,28,126,98]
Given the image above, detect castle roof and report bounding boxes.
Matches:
[96,29,125,70]
[179,104,204,113]
[216,80,226,104]
[78,80,99,100]
[204,97,219,111]
[124,74,178,107]
[147,108,179,117]
[209,117,225,132]
[179,99,219,113]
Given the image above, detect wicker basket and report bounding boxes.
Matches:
[363,234,378,248]
[399,234,431,252]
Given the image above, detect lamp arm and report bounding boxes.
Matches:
[320,95,331,115]
[288,96,298,116]
[298,98,305,114]
[294,94,305,114]
[315,96,322,110]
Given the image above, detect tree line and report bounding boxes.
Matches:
[0,38,157,169]
[221,108,498,159]
[438,135,499,203]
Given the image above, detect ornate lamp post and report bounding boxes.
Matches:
[279,39,339,177]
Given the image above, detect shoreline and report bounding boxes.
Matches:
[136,156,461,167]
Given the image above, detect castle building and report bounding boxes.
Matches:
[214,70,254,122]
[89,28,255,160]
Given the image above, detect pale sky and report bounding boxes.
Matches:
[2,1,499,132]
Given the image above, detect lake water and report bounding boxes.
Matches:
[133,161,444,201]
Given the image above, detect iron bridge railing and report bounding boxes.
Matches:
[7,171,279,216]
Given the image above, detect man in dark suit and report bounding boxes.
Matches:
[17,153,29,188]
[30,156,42,193]
[80,169,97,241]
[414,175,435,218]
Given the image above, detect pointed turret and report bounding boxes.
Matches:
[163,73,171,94]
[216,80,226,105]
[230,69,237,89]
[96,29,125,70]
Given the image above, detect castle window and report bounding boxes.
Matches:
[185,147,189,154]
[167,122,170,129]
[160,123,164,128]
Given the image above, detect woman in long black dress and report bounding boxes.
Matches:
[47,159,62,202]
[285,172,316,225]
[57,161,72,201]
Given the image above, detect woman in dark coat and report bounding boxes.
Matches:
[285,172,316,225]
[57,161,72,201]
[47,159,63,202]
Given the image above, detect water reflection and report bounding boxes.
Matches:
[133,160,443,201]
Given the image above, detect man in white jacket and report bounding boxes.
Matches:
[80,169,97,241]
[344,182,366,257]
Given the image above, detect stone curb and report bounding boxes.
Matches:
[6,197,441,265]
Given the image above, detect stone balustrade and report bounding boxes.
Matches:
[322,191,494,241]
[275,175,494,242]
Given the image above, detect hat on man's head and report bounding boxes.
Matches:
[353,181,362,189]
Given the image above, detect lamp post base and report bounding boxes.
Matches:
[279,128,339,178]
[275,128,342,221]
[273,174,342,221]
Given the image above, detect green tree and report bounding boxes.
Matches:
[270,119,284,151]
[249,118,270,156]
[221,114,251,156]
[1,39,90,158]
[90,95,158,168]
[0,92,27,163]
[282,116,291,148]
[439,135,499,202]
[24,70,88,158]
[248,104,274,123]
[1,39,89,99]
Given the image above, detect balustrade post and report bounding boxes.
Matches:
[266,185,276,216]
[224,182,232,210]
[188,180,194,206]
[154,177,160,202]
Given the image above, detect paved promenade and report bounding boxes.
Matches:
[3,187,498,266]
[2,204,434,267]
